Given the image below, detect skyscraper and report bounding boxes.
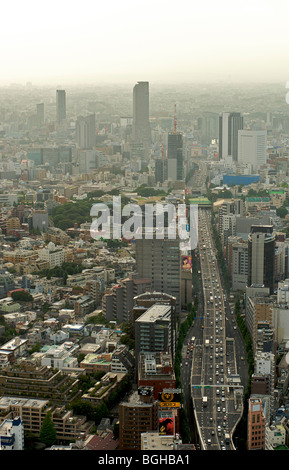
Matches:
[132,81,151,156]
[248,225,276,294]
[136,236,181,313]
[56,90,66,123]
[36,103,44,126]
[167,132,183,181]
[76,114,96,149]
[219,112,243,161]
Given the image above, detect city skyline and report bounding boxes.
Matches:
[1,0,289,85]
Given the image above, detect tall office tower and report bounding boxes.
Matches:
[248,225,276,294]
[132,81,151,156]
[238,130,267,171]
[56,89,66,123]
[36,103,44,126]
[167,132,183,181]
[76,114,96,149]
[199,112,219,145]
[219,112,243,161]
[155,158,164,183]
[136,237,181,313]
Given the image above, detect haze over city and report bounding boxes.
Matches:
[1,0,289,85]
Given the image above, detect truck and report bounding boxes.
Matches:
[202,396,208,407]
[225,433,230,444]
[205,339,209,348]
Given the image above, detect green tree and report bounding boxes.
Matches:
[39,412,57,447]
[11,291,33,302]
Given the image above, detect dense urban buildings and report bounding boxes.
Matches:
[0,80,289,452]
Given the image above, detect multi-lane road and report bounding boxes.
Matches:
[183,208,248,450]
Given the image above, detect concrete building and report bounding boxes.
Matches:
[38,242,64,269]
[138,351,176,399]
[245,295,273,349]
[238,129,267,171]
[248,225,276,294]
[118,388,159,450]
[56,89,66,123]
[0,416,24,450]
[219,112,243,162]
[135,236,181,313]
[132,81,151,157]
[167,132,183,181]
[76,114,96,149]
[135,304,175,371]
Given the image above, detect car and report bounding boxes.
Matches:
[222,408,226,413]
[185,362,188,366]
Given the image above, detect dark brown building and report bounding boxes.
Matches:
[118,388,159,450]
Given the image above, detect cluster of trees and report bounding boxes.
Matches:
[11,290,33,302]
[37,262,84,282]
[135,184,168,198]
[51,200,96,231]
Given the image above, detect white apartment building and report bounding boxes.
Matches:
[238,130,267,171]
[38,242,64,268]
[265,423,286,450]
[0,417,24,450]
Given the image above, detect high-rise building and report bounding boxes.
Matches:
[167,132,183,181]
[76,114,96,149]
[135,236,181,313]
[118,388,159,450]
[132,81,151,155]
[247,397,266,450]
[219,112,243,161]
[248,225,276,294]
[135,304,175,369]
[56,90,66,123]
[36,103,44,126]
[238,129,267,171]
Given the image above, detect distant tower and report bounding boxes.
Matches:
[167,132,183,181]
[219,112,243,161]
[36,103,44,126]
[56,90,66,123]
[76,114,96,149]
[132,81,151,157]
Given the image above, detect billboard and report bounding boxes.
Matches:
[158,390,181,408]
[159,416,174,435]
[181,255,192,272]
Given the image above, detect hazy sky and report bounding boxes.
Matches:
[1,0,289,85]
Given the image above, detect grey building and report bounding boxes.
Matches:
[132,81,151,156]
[135,304,175,369]
[56,89,66,123]
[248,225,276,294]
[135,236,181,313]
